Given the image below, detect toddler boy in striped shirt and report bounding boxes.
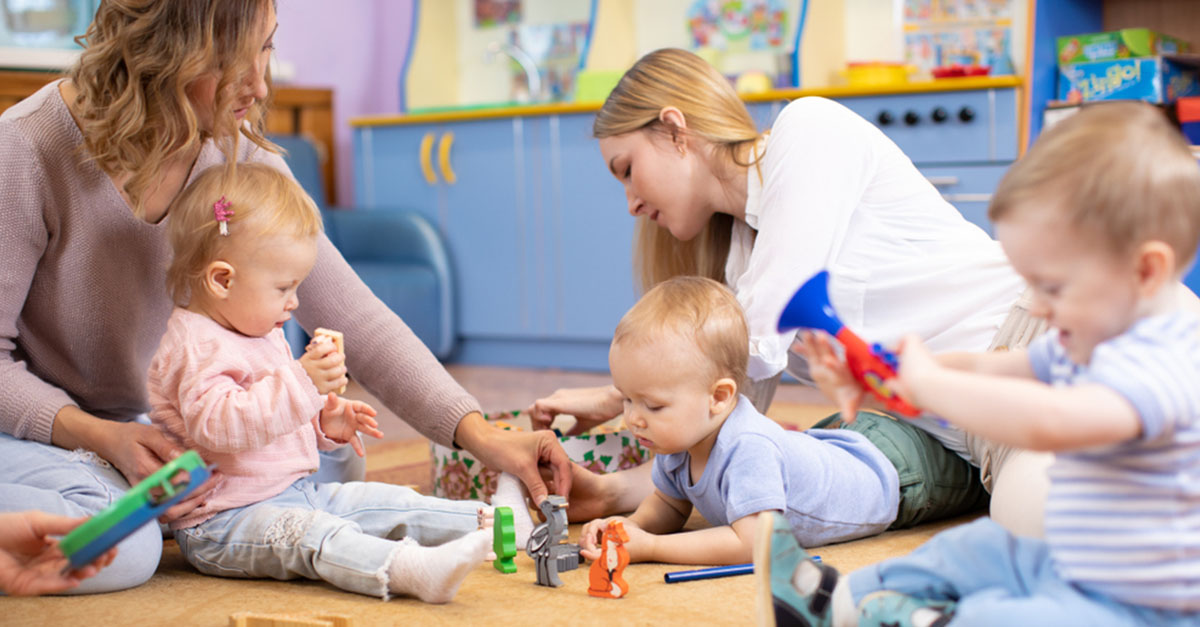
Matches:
[759,101,1200,626]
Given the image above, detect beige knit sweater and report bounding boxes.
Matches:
[0,80,479,448]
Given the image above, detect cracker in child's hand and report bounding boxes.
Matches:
[314,328,346,394]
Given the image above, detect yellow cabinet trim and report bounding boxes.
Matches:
[353,76,1021,127]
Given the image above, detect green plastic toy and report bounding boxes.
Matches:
[492,506,517,573]
[59,450,211,569]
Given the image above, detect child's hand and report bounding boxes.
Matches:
[299,336,348,395]
[579,516,619,560]
[579,516,654,563]
[793,331,867,422]
[892,334,938,406]
[318,393,383,457]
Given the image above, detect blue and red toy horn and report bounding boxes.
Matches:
[777,270,844,335]
[776,270,921,417]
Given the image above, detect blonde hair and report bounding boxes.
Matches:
[613,276,749,389]
[990,102,1200,267]
[166,163,322,306]
[594,48,763,292]
[69,0,277,219]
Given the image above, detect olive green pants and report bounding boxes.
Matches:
[812,411,990,530]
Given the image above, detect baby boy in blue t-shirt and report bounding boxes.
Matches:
[579,276,936,566]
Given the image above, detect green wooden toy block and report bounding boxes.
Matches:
[492,506,517,574]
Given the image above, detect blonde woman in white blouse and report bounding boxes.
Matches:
[532,48,1054,535]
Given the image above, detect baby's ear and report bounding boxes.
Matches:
[1134,240,1175,298]
[202,260,236,299]
[710,377,738,415]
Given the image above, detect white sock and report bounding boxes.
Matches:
[386,530,490,604]
[831,579,857,627]
[791,559,824,595]
[476,507,497,561]
[911,607,947,627]
[491,473,535,548]
[792,559,856,627]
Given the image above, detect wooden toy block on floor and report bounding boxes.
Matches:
[587,520,630,598]
[493,506,518,573]
[229,612,353,627]
[526,495,581,587]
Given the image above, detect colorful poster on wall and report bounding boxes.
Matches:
[686,0,790,52]
[475,0,521,28]
[495,21,589,102]
[903,0,1015,76]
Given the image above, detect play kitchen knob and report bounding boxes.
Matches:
[903,110,920,126]
[876,110,894,126]
[958,106,976,122]
[931,107,949,123]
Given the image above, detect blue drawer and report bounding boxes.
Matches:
[918,164,1011,235]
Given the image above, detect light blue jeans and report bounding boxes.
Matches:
[0,432,364,595]
[174,477,483,598]
[848,517,1199,626]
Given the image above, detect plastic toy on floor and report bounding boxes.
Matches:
[59,450,212,569]
[526,495,581,587]
[777,270,920,417]
[587,520,630,598]
[491,506,518,573]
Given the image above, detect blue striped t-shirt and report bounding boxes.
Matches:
[1029,311,1200,612]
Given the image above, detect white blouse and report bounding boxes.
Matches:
[726,97,1026,383]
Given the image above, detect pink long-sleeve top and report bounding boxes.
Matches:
[148,308,343,529]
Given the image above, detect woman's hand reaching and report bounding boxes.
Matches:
[527,385,624,435]
[53,409,217,524]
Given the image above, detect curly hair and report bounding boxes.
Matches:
[68,0,277,219]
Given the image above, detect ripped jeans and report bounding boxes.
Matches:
[174,477,484,598]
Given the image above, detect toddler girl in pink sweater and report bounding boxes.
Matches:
[147,163,495,603]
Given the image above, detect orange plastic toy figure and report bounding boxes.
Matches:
[587,520,630,599]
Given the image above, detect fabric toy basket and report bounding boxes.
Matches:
[430,410,652,502]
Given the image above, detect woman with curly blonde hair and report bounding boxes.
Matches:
[0,0,572,595]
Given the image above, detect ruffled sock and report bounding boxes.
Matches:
[385,530,490,604]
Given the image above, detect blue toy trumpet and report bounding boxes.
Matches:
[778,270,920,417]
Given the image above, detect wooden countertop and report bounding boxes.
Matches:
[352,75,1022,127]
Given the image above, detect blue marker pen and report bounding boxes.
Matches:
[663,556,820,583]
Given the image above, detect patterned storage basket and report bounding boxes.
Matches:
[430,410,652,502]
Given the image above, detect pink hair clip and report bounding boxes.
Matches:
[213,196,234,236]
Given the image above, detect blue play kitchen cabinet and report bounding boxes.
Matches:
[352,77,1020,369]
